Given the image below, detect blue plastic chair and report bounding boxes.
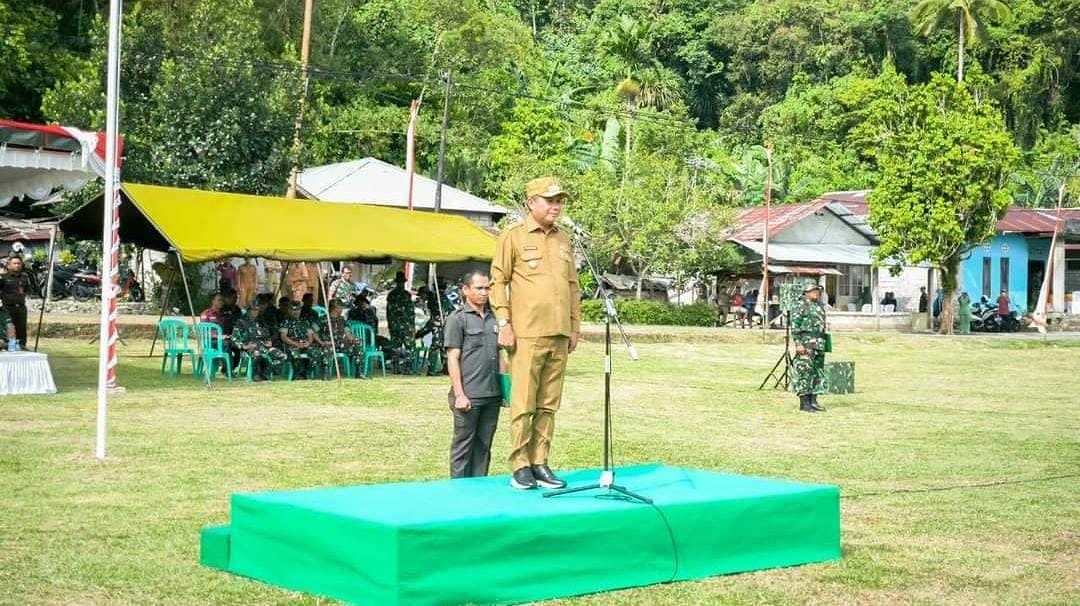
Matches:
[349,322,385,377]
[194,322,233,384]
[312,305,328,318]
[158,318,194,376]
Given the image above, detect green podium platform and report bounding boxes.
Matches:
[202,464,840,605]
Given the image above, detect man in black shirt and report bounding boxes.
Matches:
[444,270,503,478]
[0,256,32,348]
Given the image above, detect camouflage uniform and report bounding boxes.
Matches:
[233,314,287,376]
[387,284,415,371]
[329,278,354,308]
[281,317,329,377]
[320,315,363,368]
[790,297,827,396]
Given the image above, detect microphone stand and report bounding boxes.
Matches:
[544,225,651,504]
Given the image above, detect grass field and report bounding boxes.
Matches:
[2,331,1078,605]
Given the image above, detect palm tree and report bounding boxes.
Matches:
[910,0,1011,82]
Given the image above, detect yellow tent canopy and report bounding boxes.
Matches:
[60,182,497,263]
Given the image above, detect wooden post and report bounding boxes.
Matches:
[285,0,315,198]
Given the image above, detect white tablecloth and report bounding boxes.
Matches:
[0,351,58,396]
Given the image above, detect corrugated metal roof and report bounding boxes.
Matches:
[297,157,508,216]
[727,200,831,240]
[817,190,1072,235]
[767,264,842,275]
[997,208,1061,234]
[735,240,875,265]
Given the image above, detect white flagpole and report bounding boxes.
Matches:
[96,0,124,460]
[403,99,420,284]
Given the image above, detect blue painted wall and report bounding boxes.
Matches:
[960,234,1030,312]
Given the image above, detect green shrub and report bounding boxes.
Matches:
[581,299,716,326]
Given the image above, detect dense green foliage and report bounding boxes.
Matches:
[867,73,1019,334]
[3,0,1079,287]
[581,299,717,326]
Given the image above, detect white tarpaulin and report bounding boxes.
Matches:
[0,119,107,206]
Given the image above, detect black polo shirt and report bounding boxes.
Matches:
[444,304,501,401]
[0,271,31,306]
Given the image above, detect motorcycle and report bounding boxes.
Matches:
[970,298,1022,332]
[41,262,102,301]
[121,269,145,302]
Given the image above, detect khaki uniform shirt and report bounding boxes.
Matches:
[490,214,581,338]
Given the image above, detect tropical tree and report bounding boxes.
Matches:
[868,74,1019,334]
[910,0,1011,82]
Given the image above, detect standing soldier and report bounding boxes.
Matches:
[328,266,355,308]
[490,176,581,490]
[387,271,416,373]
[791,282,827,413]
[233,302,287,380]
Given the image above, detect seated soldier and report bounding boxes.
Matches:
[318,300,363,373]
[233,302,287,380]
[279,302,328,379]
[299,292,319,325]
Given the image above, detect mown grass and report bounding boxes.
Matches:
[1,331,1077,605]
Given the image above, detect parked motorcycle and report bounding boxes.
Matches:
[40,262,102,301]
[121,269,145,302]
[969,297,1022,332]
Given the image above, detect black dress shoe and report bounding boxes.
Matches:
[531,464,567,489]
[511,466,537,490]
[810,394,825,412]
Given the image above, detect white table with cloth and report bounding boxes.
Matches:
[0,351,58,395]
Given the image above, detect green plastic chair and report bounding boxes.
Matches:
[349,322,385,377]
[237,350,276,382]
[158,318,194,376]
[283,350,325,380]
[327,350,353,379]
[312,305,328,318]
[194,322,233,384]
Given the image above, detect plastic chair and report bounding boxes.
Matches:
[158,318,194,376]
[328,350,353,379]
[237,350,276,382]
[312,305,328,318]
[194,322,233,384]
[349,322,385,377]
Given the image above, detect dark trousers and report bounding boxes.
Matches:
[8,304,26,348]
[449,398,501,478]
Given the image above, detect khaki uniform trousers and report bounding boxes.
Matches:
[508,335,569,472]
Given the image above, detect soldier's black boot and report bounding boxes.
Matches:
[799,394,816,412]
[810,393,825,412]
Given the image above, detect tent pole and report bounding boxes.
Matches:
[274,262,290,302]
[148,280,171,357]
[174,251,198,325]
[33,225,58,351]
[318,262,342,382]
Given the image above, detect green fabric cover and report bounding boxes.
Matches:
[199,525,231,571]
[211,465,840,605]
[823,361,855,394]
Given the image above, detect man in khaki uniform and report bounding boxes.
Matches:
[490,176,581,490]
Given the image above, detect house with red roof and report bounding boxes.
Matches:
[728,190,1080,320]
